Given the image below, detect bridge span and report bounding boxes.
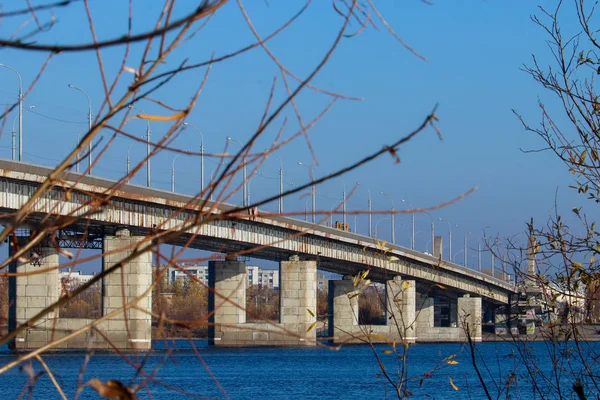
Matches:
[0,160,515,349]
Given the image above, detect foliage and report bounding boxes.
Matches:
[0,0,448,398]
[59,282,101,319]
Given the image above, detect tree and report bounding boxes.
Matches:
[484,1,600,397]
[0,1,446,398]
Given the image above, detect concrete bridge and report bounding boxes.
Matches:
[0,160,515,349]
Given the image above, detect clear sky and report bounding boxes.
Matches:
[0,1,589,270]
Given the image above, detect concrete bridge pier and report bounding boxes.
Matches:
[415,294,482,342]
[10,228,153,351]
[328,276,416,344]
[13,244,60,350]
[209,254,317,346]
[102,228,153,350]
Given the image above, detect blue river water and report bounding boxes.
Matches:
[0,340,595,399]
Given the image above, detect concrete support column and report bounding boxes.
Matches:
[14,245,59,349]
[102,228,152,350]
[328,276,359,340]
[280,255,317,345]
[415,296,434,338]
[458,294,482,341]
[433,236,443,259]
[208,255,246,345]
[387,278,416,343]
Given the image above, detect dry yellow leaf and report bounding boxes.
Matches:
[446,360,459,365]
[306,321,317,333]
[382,349,393,355]
[307,308,315,317]
[449,377,459,391]
[132,111,185,122]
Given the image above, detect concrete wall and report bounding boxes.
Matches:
[14,229,153,350]
[328,277,416,344]
[102,229,153,350]
[15,246,60,349]
[414,294,482,342]
[458,294,482,341]
[209,255,317,346]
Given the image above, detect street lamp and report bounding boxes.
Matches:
[298,161,316,223]
[359,184,372,237]
[126,141,135,175]
[453,250,464,264]
[464,231,472,268]
[329,203,337,227]
[374,217,389,237]
[401,199,415,250]
[380,191,395,244]
[129,105,151,187]
[278,157,283,214]
[438,217,456,261]
[68,84,93,174]
[10,105,32,161]
[209,162,227,201]
[0,64,23,161]
[246,171,264,205]
[341,179,347,227]
[183,122,205,194]
[227,137,247,207]
[171,152,185,192]
[424,212,435,256]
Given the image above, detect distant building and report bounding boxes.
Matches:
[165,264,280,289]
[58,271,97,294]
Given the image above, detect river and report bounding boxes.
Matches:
[0,340,594,399]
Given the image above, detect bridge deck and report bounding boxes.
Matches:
[0,160,515,303]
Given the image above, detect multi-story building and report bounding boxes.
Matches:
[165,264,280,289]
[58,271,97,293]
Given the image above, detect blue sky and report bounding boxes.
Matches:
[0,1,589,270]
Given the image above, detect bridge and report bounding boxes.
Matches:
[0,160,515,350]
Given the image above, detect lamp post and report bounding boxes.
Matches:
[401,199,415,250]
[329,203,337,227]
[464,232,472,268]
[129,105,151,187]
[183,122,204,193]
[374,217,389,237]
[278,157,283,214]
[298,161,316,223]
[0,64,23,161]
[438,217,454,261]
[478,239,482,271]
[10,107,31,160]
[341,179,347,227]
[11,112,18,161]
[227,137,247,207]
[380,191,395,244]
[424,212,435,256]
[68,84,93,174]
[126,142,135,175]
[171,153,185,192]
[454,250,464,264]
[209,162,227,201]
[304,201,308,222]
[360,185,372,237]
[246,171,264,205]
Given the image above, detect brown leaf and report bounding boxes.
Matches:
[87,379,137,400]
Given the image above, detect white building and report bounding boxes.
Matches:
[58,271,97,293]
[165,264,280,289]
